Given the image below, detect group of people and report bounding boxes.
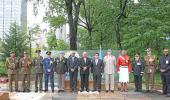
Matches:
[5,48,170,97]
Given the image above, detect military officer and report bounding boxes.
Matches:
[144,48,157,92]
[42,51,55,92]
[132,52,144,92]
[19,51,32,92]
[159,48,170,97]
[5,51,19,92]
[33,50,43,92]
[55,51,67,92]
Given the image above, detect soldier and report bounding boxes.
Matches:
[79,52,91,92]
[116,50,132,92]
[91,53,104,92]
[19,52,32,92]
[144,48,156,92]
[5,51,19,92]
[132,52,144,92]
[67,51,79,92]
[55,51,67,93]
[103,49,116,93]
[32,50,43,92]
[42,51,55,92]
[159,48,170,97]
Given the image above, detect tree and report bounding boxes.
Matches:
[46,31,69,50]
[1,22,29,58]
[121,0,170,57]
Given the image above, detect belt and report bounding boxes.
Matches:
[120,66,128,68]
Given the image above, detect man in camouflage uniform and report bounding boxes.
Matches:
[5,51,19,92]
[19,52,32,92]
[33,50,43,92]
[144,48,157,92]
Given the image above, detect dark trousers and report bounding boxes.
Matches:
[93,74,101,91]
[69,69,78,91]
[166,73,170,94]
[44,73,54,91]
[80,74,89,91]
[161,73,167,94]
[134,75,142,91]
[35,73,43,91]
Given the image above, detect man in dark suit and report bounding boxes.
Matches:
[79,52,91,92]
[159,48,170,97]
[91,53,104,92]
[67,51,79,92]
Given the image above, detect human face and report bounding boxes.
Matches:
[94,54,99,59]
[163,49,168,56]
[36,52,40,56]
[135,54,140,61]
[83,52,87,58]
[24,53,28,58]
[107,51,111,55]
[59,53,64,58]
[10,53,15,57]
[147,50,151,55]
[121,50,126,56]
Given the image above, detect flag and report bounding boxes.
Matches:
[99,45,103,59]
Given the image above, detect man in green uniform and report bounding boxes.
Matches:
[19,52,32,92]
[33,50,43,92]
[5,51,19,92]
[144,48,157,92]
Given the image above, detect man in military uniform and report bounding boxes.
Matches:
[19,52,32,92]
[5,51,19,92]
[55,51,67,92]
[144,48,156,92]
[42,51,55,92]
[33,50,43,92]
[67,51,79,92]
[159,48,170,97]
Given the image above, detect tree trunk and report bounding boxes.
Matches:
[65,0,83,50]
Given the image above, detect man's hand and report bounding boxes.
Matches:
[83,67,87,71]
[71,68,74,72]
[160,69,166,72]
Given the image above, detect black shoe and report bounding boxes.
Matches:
[52,90,54,93]
[98,90,101,92]
[146,90,150,93]
[58,90,61,93]
[86,89,89,92]
[106,90,109,93]
[80,89,84,92]
[92,89,96,92]
[44,90,48,92]
[162,92,167,95]
[35,90,38,92]
[111,90,114,93]
[166,94,170,97]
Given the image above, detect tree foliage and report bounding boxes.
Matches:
[1,22,29,58]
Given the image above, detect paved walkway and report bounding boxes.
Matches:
[0,81,169,100]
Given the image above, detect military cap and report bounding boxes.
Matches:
[46,51,51,55]
[10,51,15,54]
[35,50,41,53]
